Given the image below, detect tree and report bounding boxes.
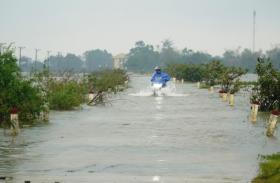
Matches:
[20,56,33,72]
[44,53,83,73]
[63,53,83,72]
[125,41,160,73]
[166,63,206,82]
[222,49,239,66]
[84,49,113,72]
[267,46,280,70]
[47,54,65,73]
[159,39,181,66]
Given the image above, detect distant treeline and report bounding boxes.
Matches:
[20,49,113,73]
[125,40,280,73]
[19,40,280,73]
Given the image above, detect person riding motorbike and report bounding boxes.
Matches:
[151,66,170,87]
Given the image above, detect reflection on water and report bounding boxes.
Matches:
[0,74,279,183]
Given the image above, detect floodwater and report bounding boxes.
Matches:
[1,75,280,183]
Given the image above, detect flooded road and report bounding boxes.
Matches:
[1,75,280,183]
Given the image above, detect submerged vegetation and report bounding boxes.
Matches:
[33,69,128,110]
[165,63,206,82]
[252,153,280,183]
[220,66,247,94]
[88,69,128,93]
[87,69,128,105]
[166,60,247,93]
[0,49,45,126]
[0,48,128,127]
[251,57,280,111]
[48,79,87,110]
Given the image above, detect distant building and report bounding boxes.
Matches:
[113,53,127,69]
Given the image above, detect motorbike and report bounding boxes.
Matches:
[151,82,164,96]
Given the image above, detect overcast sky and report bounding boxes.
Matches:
[1,0,280,60]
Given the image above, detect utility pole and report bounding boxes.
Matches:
[34,49,40,72]
[253,10,256,53]
[47,50,51,69]
[55,52,62,73]
[18,46,25,66]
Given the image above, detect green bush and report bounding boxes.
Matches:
[220,66,247,94]
[0,50,45,126]
[166,60,225,86]
[88,69,128,93]
[166,60,246,92]
[252,153,280,183]
[48,80,86,110]
[203,60,225,86]
[44,69,128,109]
[166,63,206,82]
[87,69,128,104]
[251,57,280,111]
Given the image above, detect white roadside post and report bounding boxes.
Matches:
[250,103,260,122]
[266,110,279,137]
[222,92,227,101]
[42,103,49,121]
[229,94,234,106]
[88,90,95,103]
[197,82,200,89]
[10,107,20,135]
[227,93,231,102]
[172,77,176,83]
[209,86,214,93]
[181,79,184,84]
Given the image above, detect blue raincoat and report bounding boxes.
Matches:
[151,71,171,87]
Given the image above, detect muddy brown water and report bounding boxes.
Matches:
[0,74,279,183]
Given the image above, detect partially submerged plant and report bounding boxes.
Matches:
[220,66,247,94]
[87,69,128,105]
[204,60,225,87]
[0,48,46,126]
[251,57,280,111]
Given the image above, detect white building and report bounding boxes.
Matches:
[113,53,127,69]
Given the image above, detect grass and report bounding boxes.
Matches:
[252,153,280,183]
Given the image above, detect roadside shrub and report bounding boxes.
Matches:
[88,69,128,93]
[251,57,280,111]
[48,80,86,110]
[0,49,45,126]
[203,60,225,86]
[220,66,247,94]
[166,64,206,82]
[87,69,128,104]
